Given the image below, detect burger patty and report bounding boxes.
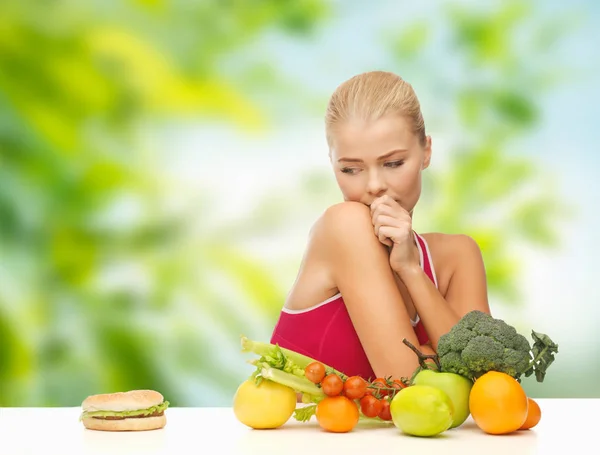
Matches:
[93,410,164,420]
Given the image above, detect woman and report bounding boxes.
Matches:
[270,71,491,382]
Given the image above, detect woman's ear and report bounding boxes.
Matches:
[422,135,432,170]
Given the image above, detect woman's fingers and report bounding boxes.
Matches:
[377,226,396,246]
[373,214,397,230]
[376,224,412,243]
[373,214,410,237]
[371,196,412,248]
[373,214,395,246]
[371,200,409,224]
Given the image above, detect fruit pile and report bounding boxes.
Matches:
[304,361,406,431]
[234,311,557,437]
[470,370,542,434]
[300,359,461,436]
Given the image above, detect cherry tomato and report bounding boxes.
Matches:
[393,378,408,388]
[388,379,407,397]
[378,399,392,421]
[359,395,383,418]
[305,362,326,384]
[370,378,388,398]
[321,373,344,397]
[343,376,367,400]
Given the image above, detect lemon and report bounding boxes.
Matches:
[233,379,297,429]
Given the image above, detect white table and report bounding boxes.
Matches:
[0,399,595,455]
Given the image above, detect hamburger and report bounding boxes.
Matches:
[80,389,169,431]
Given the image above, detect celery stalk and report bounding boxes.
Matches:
[240,336,347,379]
[260,366,325,398]
[241,336,316,368]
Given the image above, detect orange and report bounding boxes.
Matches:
[315,396,359,433]
[519,397,542,430]
[469,371,528,435]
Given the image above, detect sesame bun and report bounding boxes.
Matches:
[81,390,167,432]
[82,389,164,413]
[82,414,166,432]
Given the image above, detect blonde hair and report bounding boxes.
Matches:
[325,71,426,147]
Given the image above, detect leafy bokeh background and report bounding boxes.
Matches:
[1,0,598,407]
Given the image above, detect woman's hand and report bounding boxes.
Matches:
[370,195,420,274]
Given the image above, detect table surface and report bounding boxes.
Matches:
[0,399,596,455]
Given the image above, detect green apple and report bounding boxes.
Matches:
[412,369,473,428]
[390,385,454,437]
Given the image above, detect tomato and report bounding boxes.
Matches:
[388,379,406,397]
[321,373,344,397]
[343,376,367,400]
[370,378,388,398]
[359,395,383,418]
[378,399,392,421]
[373,377,387,387]
[316,396,359,433]
[393,379,407,389]
[305,362,326,384]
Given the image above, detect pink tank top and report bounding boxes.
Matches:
[270,232,438,381]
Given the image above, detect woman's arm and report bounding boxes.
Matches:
[395,234,491,351]
[312,202,423,380]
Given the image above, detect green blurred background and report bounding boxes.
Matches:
[1,0,598,407]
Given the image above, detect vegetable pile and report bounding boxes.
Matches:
[234,310,559,436]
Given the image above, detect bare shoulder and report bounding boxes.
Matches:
[419,232,484,294]
[421,232,490,315]
[421,232,483,260]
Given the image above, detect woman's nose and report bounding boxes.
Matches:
[366,171,387,196]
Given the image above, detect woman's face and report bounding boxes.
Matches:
[329,114,432,215]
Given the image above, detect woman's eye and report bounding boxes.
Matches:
[341,167,358,174]
[385,160,404,168]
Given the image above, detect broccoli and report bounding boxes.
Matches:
[437,310,559,383]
